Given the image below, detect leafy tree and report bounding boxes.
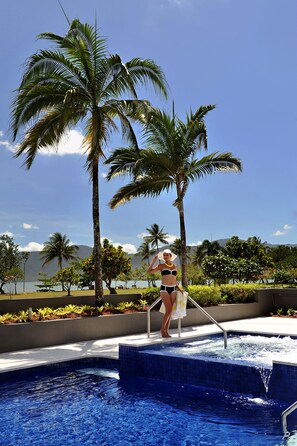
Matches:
[11,19,168,305]
[270,245,297,268]
[193,239,222,266]
[101,239,131,293]
[4,267,24,296]
[82,239,132,294]
[40,232,78,290]
[35,273,57,292]
[225,236,273,270]
[20,251,30,293]
[202,255,239,285]
[144,223,168,254]
[106,106,242,286]
[187,263,207,285]
[53,266,80,296]
[0,235,22,294]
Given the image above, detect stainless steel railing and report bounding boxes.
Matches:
[282,400,297,439]
[147,293,228,349]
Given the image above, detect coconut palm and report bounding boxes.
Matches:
[193,239,222,266]
[106,106,242,286]
[137,240,153,266]
[11,19,167,303]
[171,238,191,265]
[144,223,168,254]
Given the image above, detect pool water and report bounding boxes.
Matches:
[159,334,297,368]
[0,361,296,446]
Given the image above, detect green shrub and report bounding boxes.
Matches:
[277,307,284,316]
[141,287,160,305]
[287,308,295,316]
[187,285,221,307]
[219,284,258,303]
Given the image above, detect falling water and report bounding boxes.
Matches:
[257,367,273,392]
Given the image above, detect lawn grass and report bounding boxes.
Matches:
[0,288,144,300]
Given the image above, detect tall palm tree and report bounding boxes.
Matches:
[144,223,168,254]
[137,240,154,287]
[171,238,191,265]
[137,240,153,266]
[10,19,167,303]
[193,239,222,266]
[41,232,78,289]
[106,106,242,286]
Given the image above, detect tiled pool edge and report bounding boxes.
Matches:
[119,333,297,404]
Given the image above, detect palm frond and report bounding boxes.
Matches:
[109,176,173,209]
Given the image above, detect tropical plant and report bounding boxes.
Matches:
[106,106,242,286]
[40,232,78,290]
[193,239,222,266]
[144,223,168,254]
[10,19,168,304]
[53,266,81,296]
[0,235,22,294]
[137,240,154,267]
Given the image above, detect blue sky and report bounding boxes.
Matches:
[1,0,297,254]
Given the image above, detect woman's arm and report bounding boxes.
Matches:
[147,254,160,275]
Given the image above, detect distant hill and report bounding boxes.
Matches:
[23,240,297,281]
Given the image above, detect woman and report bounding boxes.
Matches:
[147,249,179,337]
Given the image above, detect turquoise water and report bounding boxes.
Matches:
[0,361,295,445]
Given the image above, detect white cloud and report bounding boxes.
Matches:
[165,233,179,244]
[19,242,44,252]
[0,130,3,137]
[189,240,203,246]
[23,223,39,230]
[272,230,286,237]
[0,139,18,152]
[137,232,148,239]
[1,129,85,156]
[272,224,294,237]
[114,243,137,254]
[101,172,108,179]
[41,129,85,156]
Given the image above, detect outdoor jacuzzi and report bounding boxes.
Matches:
[119,332,297,403]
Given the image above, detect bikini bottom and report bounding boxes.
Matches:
[160,284,177,296]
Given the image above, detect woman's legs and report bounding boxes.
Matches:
[160,290,177,337]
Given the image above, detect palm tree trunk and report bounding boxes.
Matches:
[92,158,104,304]
[177,199,188,287]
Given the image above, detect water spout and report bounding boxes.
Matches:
[257,367,273,393]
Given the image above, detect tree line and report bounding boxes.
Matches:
[2,231,297,296]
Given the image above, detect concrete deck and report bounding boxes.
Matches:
[1,316,297,373]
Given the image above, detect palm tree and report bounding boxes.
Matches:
[10,19,167,303]
[144,223,168,254]
[137,240,154,287]
[40,232,78,289]
[193,239,222,266]
[137,240,153,267]
[171,238,191,265]
[106,106,242,286]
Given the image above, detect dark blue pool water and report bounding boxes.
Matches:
[0,359,295,446]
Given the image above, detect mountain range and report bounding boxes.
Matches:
[22,240,297,282]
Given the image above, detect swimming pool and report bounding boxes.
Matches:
[0,358,294,446]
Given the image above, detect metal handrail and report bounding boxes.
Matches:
[147,293,228,349]
[282,400,297,438]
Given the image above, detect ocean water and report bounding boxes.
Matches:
[10,280,157,294]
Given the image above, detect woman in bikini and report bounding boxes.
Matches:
[147,249,179,338]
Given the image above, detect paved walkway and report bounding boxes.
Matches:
[1,317,297,373]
